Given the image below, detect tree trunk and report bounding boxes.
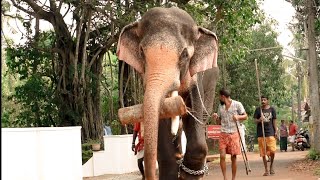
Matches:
[55,34,104,142]
[118,61,143,134]
[306,0,320,151]
[107,52,114,122]
[297,62,302,128]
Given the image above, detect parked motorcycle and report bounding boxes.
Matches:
[294,128,311,151]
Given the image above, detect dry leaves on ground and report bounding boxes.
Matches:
[289,158,320,176]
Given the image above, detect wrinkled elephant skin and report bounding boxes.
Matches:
[117,7,219,180]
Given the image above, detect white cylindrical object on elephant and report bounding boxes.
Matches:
[141,122,144,138]
[171,91,180,136]
[181,130,187,155]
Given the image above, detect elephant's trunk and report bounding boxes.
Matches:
[141,45,180,179]
[143,87,161,179]
[143,72,179,180]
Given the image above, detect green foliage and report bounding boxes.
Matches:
[308,148,320,160]
[109,119,122,135]
[86,139,101,144]
[226,20,287,116]
[3,31,59,127]
[82,143,93,165]
[216,0,263,63]
[101,51,120,130]
[243,117,257,137]
[14,76,59,126]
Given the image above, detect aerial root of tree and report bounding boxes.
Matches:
[118,96,187,124]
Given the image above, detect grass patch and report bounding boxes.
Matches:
[307,148,320,160]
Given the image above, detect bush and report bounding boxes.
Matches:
[82,143,93,165]
[307,148,320,160]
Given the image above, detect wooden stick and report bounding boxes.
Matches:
[118,96,187,125]
[255,59,267,156]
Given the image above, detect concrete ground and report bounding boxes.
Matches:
[84,149,320,180]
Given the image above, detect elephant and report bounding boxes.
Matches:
[117,7,219,180]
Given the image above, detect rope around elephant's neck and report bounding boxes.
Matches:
[186,109,205,125]
[184,73,211,125]
[195,73,211,119]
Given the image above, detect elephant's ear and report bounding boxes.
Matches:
[117,22,144,74]
[189,27,218,77]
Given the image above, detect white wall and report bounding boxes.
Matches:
[2,127,82,180]
[83,134,139,177]
[83,132,187,177]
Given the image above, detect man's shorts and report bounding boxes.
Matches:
[258,136,276,156]
[288,135,296,143]
[219,132,241,155]
[136,149,144,159]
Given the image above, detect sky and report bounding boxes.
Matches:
[261,0,296,55]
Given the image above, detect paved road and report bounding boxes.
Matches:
[84,150,319,180]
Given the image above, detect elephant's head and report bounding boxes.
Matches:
[117,7,218,179]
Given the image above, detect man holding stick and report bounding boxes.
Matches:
[213,88,248,180]
[253,95,277,176]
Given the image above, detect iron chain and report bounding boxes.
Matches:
[176,158,209,176]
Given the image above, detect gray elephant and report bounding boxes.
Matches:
[117,7,219,180]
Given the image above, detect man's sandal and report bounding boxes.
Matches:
[270,169,275,175]
[263,172,269,176]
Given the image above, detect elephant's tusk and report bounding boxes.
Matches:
[171,91,180,136]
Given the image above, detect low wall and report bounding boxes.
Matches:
[83,134,138,177]
[83,132,187,177]
[2,127,82,180]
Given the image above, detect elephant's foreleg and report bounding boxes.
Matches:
[158,119,181,180]
[180,84,208,180]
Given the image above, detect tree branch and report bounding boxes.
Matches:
[73,8,85,86]
[80,9,93,86]
[49,0,57,11]
[1,31,13,48]
[22,0,52,21]
[58,1,63,11]
[11,0,35,16]
[2,13,28,20]
[88,36,116,68]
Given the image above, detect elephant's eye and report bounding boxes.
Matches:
[179,48,189,80]
[139,46,145,58]
[180,48,189,60]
